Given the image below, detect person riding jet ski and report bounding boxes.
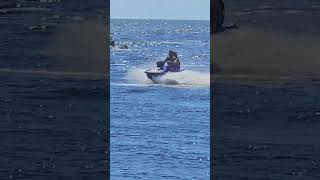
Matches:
[145,51,183,82]
[157,50,180,72]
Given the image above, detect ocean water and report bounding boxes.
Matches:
[110,19,210,179]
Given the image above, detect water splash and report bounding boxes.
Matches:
[126,68,153,84]
[126,68,210,86]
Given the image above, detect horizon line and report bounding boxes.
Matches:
[110,18,210,21]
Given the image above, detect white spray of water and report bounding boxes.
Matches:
[126,68,210,87]
[126,68,153,84]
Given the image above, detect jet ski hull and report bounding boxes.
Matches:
[145,68,166,81]
[145,68,184,84]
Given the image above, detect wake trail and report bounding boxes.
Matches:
[126,68,210,87]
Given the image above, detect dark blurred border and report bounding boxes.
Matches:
[106,0,110,177]
[0,0,110,179]
[210,1,216,179]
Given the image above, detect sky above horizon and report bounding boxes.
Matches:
[111,0,210,20]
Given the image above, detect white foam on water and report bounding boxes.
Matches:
[160,70,210,86]
[110,82,159,87]
[126,68,153,84]
[126,68,210,87]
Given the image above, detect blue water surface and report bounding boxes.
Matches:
[110,19,210,179]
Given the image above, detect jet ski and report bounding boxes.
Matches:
[145,61,184,83]
[145,68,166,80]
